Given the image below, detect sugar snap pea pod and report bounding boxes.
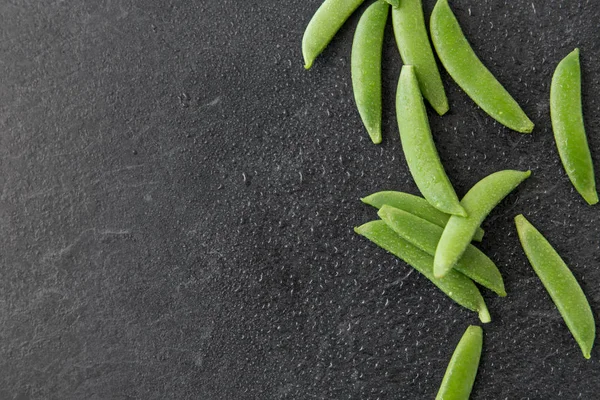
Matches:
[378,206,505,296]
[397,65,466,217]
[551,48,598,205]
[355,220,491,323]
[392,0,449,115]
[434,170,531,278]
[351,0,389,144]
[362,191,485,242]
[435,325,483,400]
[515,215,595,359]
[430,0,534,133]
[302,0,366,69]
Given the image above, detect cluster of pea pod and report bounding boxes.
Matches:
[303,0,597,397]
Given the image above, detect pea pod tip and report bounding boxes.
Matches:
[583,190,599,206]
[478,304,491,324]
[433,261,453,279]
[520,120,535,134]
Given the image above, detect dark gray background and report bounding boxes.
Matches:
[1,0,599,398]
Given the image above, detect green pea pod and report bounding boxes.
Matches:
[378,206,506,296]
[361,191,485,242]
[435,325,483,400]
[434,170,531,278]
[515,215,595,359]
[430,0,534,133]
[392,0,449,115]
[302,0,366,69]
[550,48,598,205]
[396,65,466,217]
[351,0,389,144]
[355,220,491,323]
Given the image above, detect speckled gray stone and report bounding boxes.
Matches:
[0,0,599,399]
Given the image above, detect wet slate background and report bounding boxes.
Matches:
[1,0,599,399]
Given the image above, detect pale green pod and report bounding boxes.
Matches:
[355,220,491,323]
[550,48,598,205]
[351,0,389,144]
[396,65,466,217]
[361,191,485,242]
[392,0,448,115]
[435,325,483,400]
[430,0,534,133]
[515,214,595,359]
[378,206,505,296]
[434,170,531,278]
[302,0,366,69]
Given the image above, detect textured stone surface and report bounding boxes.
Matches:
[0,0,599,398]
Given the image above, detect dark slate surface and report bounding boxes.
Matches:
[1,0,599,398]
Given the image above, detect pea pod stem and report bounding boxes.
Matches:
[434,170,531,278]
[355,221,491,323]
[435,325,483,400]
[550,48,598,205]
[361,191,485,242]
[396,65,466,217]
[378,206,506,296]
[392,0,449,115]
[430,0,534,133]
[302,0,365,69]
[515,215,595,359]
[351,0,389,144]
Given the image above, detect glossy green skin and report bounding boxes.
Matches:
[515,215,595,359]
[302,0,365,69]
[355,221,491,323]
[351,1,389,144]
[430,0,534,133]
[550,48,598,205]
[435,325,483,400]
[378,206,505,296]
[362,191,485,241]
[385,0,400,7]
[397,65,466,217]
[392,0,448,115]
[434,170,531,278]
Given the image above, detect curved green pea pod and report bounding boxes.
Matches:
[430,0,534,133]
[351,0,389,144]
[392,0,449,115]
[302,0,366,70]
[355,220,491,323]
[515,215,595,359]
[384,0,400,7]
[396,65,466,217]
[550,48,598,205]
[435,325,483,400]
[434,170,531,278]
[361,191,485,242]
[378,206,505,296]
